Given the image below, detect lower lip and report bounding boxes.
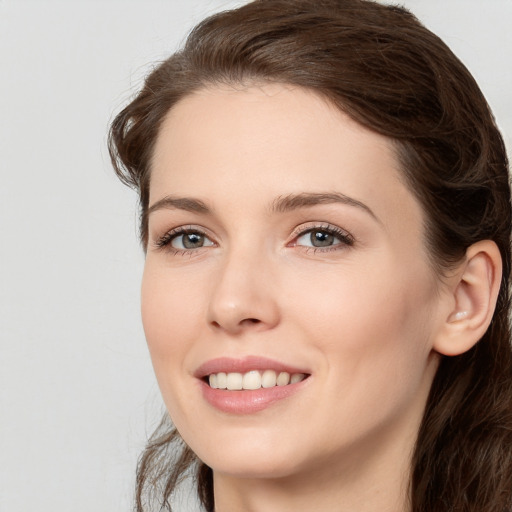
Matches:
[199,378,309,414]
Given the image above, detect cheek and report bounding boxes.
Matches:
[286,254,437,379]
[140,264,207,431]
[287,264,437,443]
[141,263,202,368]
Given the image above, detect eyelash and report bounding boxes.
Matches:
[153,223,354,255]
[154,225,213,256]
[289,223,354,253]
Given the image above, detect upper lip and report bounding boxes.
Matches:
[194,356,310,378]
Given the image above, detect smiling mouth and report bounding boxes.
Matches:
[206,370,309,390]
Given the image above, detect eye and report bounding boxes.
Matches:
[294,225,353,249]
[171,231,214,250]
[155,227,215,252]
[297,230,336,248]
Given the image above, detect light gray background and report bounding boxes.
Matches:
[1,1,510,511]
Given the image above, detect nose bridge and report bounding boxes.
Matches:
[207,240,279,333]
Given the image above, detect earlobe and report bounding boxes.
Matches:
[433,240,502,357]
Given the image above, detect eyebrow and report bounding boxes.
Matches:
[147,191,379,223]
[271,192,380,222]
[147,196,211,216]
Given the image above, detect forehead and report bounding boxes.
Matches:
[150,83,423,237]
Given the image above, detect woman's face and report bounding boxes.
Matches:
[143,84,443,481]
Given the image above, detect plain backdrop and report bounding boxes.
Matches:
[1,1,510,511]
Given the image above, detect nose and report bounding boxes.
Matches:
[207,249,280,335]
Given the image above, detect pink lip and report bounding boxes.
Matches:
[194,356,309,378]
[194,356,311,414]
[199,378,309,414]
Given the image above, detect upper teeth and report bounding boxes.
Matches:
[208,370,306,390]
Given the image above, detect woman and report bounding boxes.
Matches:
[109,0,512,510]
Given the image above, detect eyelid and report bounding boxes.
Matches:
[151,221,353,254]
[288,222,354,248]
[152,225,216,252]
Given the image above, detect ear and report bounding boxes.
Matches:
[433,240,502,357]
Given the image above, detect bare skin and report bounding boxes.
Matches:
[142,84,501,511]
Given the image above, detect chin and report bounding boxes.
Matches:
[181,423,309,479]
[204,453,305,480]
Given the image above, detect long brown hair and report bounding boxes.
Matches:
[109,1,512,510]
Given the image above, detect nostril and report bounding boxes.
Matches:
[209,317,262,333]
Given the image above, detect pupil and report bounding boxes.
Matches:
[183,233,204,248]
[311,230,333,247]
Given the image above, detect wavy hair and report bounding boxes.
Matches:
[109,1,512,510]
